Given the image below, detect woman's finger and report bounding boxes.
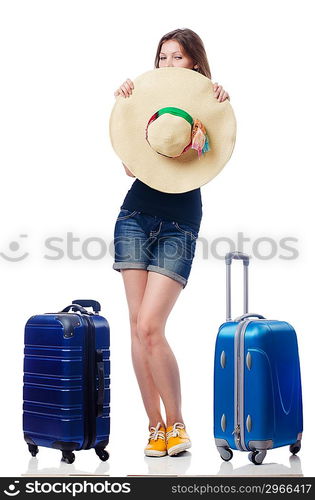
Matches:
[126,78,134,90]
[123,81,131,91]
[118,87,126,98]
[122,82,132,97]
[121,83,131,97]
[214,85,222,98]
[115,82,130,98]
[114,80,133,98]
[218,89,226,102]
[215,87,223,101]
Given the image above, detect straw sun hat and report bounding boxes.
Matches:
[109,67,236,194]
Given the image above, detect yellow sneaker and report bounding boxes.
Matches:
[166,422,191,456]
[144,422,167,457]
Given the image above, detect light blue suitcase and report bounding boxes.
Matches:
[213,252,303,464]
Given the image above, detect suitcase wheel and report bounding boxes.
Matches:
[61,451,75,464]
[28,444,39,457]
[95,448,110,462]
[290,440,301,455]
[217,446,233,462]
[248,450,266,465]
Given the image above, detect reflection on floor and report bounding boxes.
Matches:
[216,455,303,476]
[22,457,110,477]
[22,452,303,477]
[142,451,192,476]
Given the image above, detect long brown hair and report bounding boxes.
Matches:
[154,28,211,79]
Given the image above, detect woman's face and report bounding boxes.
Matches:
[158,39,195,69]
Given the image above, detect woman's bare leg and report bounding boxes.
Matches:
[137,271,184,427]
[121,269,165,427]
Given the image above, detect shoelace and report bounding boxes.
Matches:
[166,422,185,440]
[149,422,165,441]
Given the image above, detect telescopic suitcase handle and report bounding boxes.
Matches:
[225,251,250,266]
[225,252,250,321]
[72,299,101,314]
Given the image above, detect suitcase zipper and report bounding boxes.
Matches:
[82,315,97,450]
[232,424,241,448]
[234,319,252,451]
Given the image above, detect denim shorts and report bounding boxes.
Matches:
[112,208,199,288]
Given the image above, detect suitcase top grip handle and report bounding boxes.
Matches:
[60,304,92,315]
[234,313,266,322]
[225,252,250,266]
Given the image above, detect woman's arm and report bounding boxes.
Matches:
[123,163,135,177]
[115,82,135,176]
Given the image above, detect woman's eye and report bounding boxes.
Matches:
[159,56,166,60]
[175,56,182,60]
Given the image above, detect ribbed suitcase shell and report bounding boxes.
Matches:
[214,318,303,461]
[23,309,110,460]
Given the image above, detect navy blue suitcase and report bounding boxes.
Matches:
[213,253,303,465]
[23,299,110,464]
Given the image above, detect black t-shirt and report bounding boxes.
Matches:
[121,178,202,232]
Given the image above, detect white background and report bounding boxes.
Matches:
[0,0,314,477]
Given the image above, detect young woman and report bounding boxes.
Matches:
[113,28,230,457]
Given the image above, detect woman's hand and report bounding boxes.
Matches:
[213,82,230,102]
[123,163,135,177]
[114,79,134,98]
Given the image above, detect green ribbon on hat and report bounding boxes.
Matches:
[157,107,194,126]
